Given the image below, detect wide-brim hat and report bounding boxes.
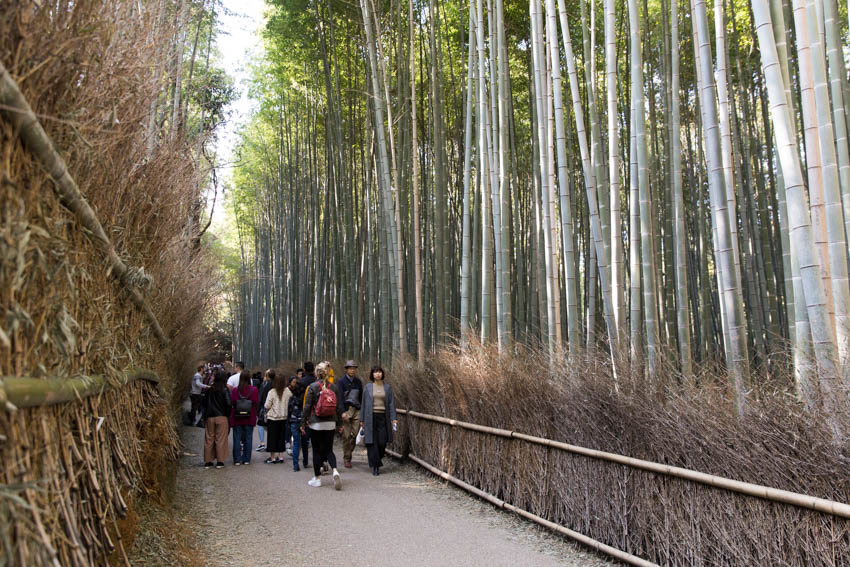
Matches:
[344,360,358,368]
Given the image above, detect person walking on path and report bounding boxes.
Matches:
[256,370,274,452]
[230,371,259,465]
[287,376,305,471]
[294,362,316,464]
[263,371,291,464]
[202,370,231,469]
[227,361,245,390]
[360,366,398,476]
[338,360,363,468]
[301,362,343,489]
[190,365,209,427]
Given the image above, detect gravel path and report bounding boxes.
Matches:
[175,425,612,567]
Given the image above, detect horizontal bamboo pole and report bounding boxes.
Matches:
[385,448,657,567]
[398,409,850,519]
[0,62,169,346]
[0,369,160,411]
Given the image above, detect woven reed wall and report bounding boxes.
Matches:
[1,1,216,563]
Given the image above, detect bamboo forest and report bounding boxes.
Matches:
[8,0,850,563]
[228,0,850,417]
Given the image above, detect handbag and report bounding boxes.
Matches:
[355,427,365,446]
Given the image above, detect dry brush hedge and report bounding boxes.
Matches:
[0,380,177,566]
[389,345,850,565]
[1,0,218,563]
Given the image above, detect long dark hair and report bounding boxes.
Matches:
[212,370,228,392]
[369,366,385,382]
[273,373,287,398]
[238,371,251,394]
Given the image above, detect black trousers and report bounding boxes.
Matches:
[190,394,203,424]
[367,412,388,468]
[310,429,337,477]
[266,419,287,453]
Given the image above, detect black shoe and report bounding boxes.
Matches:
[372,467,379,476]
[204,462,214,469]
[215,462,224,469]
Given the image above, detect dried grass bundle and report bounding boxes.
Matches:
[1,0,220,563]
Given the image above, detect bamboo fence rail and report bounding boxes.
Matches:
[385,447,659,566]
[396,408,850,519]
[0,369,160,410]
[0,373,173,566]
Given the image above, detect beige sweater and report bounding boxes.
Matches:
[264,387,291,420]
[373,383,386,413]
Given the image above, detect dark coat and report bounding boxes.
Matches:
[258,381,273,425]
[295,373,317,406]
[361,382,397,445]
[338,374,364,410]
[202,387,232,419]
[287,387,303,423]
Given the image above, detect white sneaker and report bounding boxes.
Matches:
[333,470,341,491]
[307,477,322,488]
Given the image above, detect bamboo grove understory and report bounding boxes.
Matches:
[230,0,850,424]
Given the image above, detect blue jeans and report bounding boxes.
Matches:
[257,425,266,445]
[232,425,253,464]
[290,422,309,470]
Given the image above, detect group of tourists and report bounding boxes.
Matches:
[190,359,398,489]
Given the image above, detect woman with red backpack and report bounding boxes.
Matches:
[301,361,343,489]
[230,371,259,465]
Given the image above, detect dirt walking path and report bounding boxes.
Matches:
[174,425,612,567]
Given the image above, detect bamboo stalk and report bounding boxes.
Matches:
[0,370,160,410]
[397,409,850,519]
[0,63,169,346]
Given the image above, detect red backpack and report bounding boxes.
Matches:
[314,384,337,417]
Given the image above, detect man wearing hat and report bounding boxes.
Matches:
[338,360,364,468]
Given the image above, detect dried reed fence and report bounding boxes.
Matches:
[1,0,220,563]
[388,345,850,566]
[0,373,176,566]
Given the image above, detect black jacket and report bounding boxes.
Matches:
[203,387,232,419]
[257,381,273,424]
[295,373,317,401]
[338,375,363,410]
[259,381,273,408]
[287,387,302,423]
